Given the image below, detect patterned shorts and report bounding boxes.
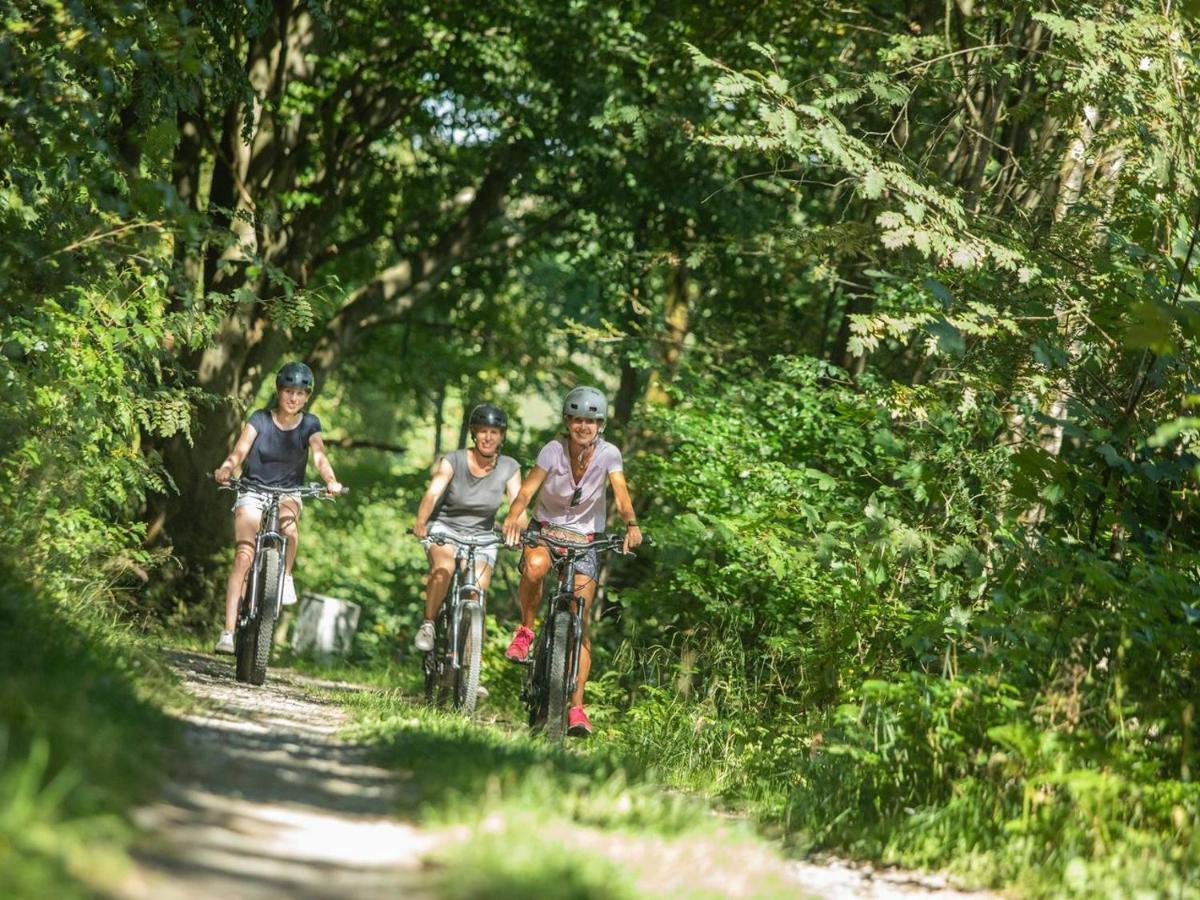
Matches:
[527,520,598,580]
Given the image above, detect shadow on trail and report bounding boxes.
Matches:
[119,650,433,900]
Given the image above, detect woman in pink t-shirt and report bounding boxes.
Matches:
[501,386,642,737]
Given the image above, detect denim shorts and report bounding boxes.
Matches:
[232,490,303,517]
[426,521,499,569]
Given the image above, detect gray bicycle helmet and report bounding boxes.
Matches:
[468,403,508,435]
[562,386,608,423]
[276,361,315,391]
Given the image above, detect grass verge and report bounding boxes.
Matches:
[0,564,178,898]
[330,686,809,898]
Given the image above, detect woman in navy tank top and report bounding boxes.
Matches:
[211,362,343,655]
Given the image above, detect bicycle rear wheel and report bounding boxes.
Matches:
[525,627,549,730]
[234,619,254,683]
[455,603,483,716]
[544,610,573,742]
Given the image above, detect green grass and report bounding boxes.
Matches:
[0,564,179,897]
[330,686,810,898]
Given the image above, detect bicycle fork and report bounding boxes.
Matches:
[244,529,287,622]
[447,551,482,670]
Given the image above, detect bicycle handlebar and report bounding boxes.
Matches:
[522,530,634,556]
[418,529,505,549]
[208,473,347,498]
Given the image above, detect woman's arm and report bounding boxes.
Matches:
[308,432,344,495]
[608,470,642,551]
[213,424,259,483]
[504,469,530,531]
[502,466,547,545]
[412,457,455,538]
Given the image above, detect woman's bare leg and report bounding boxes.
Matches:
[224,507,262,631]
[424,543,457,621]
[516,546,550,629]
[280,498,302,575]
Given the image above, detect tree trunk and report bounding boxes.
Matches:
[644,251,693,407]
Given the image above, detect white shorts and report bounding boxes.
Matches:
[233,490,303,517]
[427,521,498,569]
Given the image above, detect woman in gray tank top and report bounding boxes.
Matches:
[411,404,524,654]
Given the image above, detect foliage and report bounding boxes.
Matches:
[0,564,177,897]
[5,0,1200,894]
[611,352,1199,893]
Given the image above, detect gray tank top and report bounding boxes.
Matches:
[430,448,520,533]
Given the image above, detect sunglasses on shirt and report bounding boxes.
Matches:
[570,485,582,507]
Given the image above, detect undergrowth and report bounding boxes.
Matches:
[0,564,178,897]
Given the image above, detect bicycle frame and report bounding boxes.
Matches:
[541,549,588,695]
[422,531,501,669]
[445,543,485,671]
[523,531,627,719]
[242,496,288,623]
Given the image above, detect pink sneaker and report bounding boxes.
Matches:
[567,705,593,737]
[505,625,535,663]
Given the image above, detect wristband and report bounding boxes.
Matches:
[626,521,639,528]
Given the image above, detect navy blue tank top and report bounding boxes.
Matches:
[241,409,321,488]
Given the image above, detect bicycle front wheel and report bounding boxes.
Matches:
[248,548,282,686]
[544,609,573,742]
[455,603,483,716]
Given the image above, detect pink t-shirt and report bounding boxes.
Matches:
[533,437,623,533]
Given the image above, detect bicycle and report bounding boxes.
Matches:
[518,530,631,741]
[212,476,346,685]
[419,530,504,717]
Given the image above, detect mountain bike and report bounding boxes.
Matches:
[419,530,504,717]
[519,530,631,741]
[212,477,345,685]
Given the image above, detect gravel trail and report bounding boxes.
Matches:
[116,649,996,899]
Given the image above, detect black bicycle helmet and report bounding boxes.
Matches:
[468,403,508,435]
[276,361,315,391]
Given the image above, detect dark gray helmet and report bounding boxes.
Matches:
[562,386,607,424]
[276,361,314,391]
[468,403,507,434]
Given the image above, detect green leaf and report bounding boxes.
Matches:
[861,170,885,199]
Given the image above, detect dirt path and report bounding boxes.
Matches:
[117,650,995,900]
[117,651,434,899]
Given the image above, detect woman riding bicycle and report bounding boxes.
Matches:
[412,404,523,653]
[501,386,642,737]
[211,361,343,655]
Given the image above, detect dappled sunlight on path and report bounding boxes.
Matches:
[116,650,998,899]
[117,651,434,899]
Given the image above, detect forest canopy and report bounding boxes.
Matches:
[2,1,1198,894]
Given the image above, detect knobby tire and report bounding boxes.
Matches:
[435,569,459,707]
[248,548,281,686]
[544,609,572,742]
[526,628,549,730]
[456,603,483,716]
[424,605,448,705]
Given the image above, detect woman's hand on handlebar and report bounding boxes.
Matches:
[214,463,233,485]
[623,524,643,554]
[501,514,522,548]
[324,480,345,498]
[412,520,429,540]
